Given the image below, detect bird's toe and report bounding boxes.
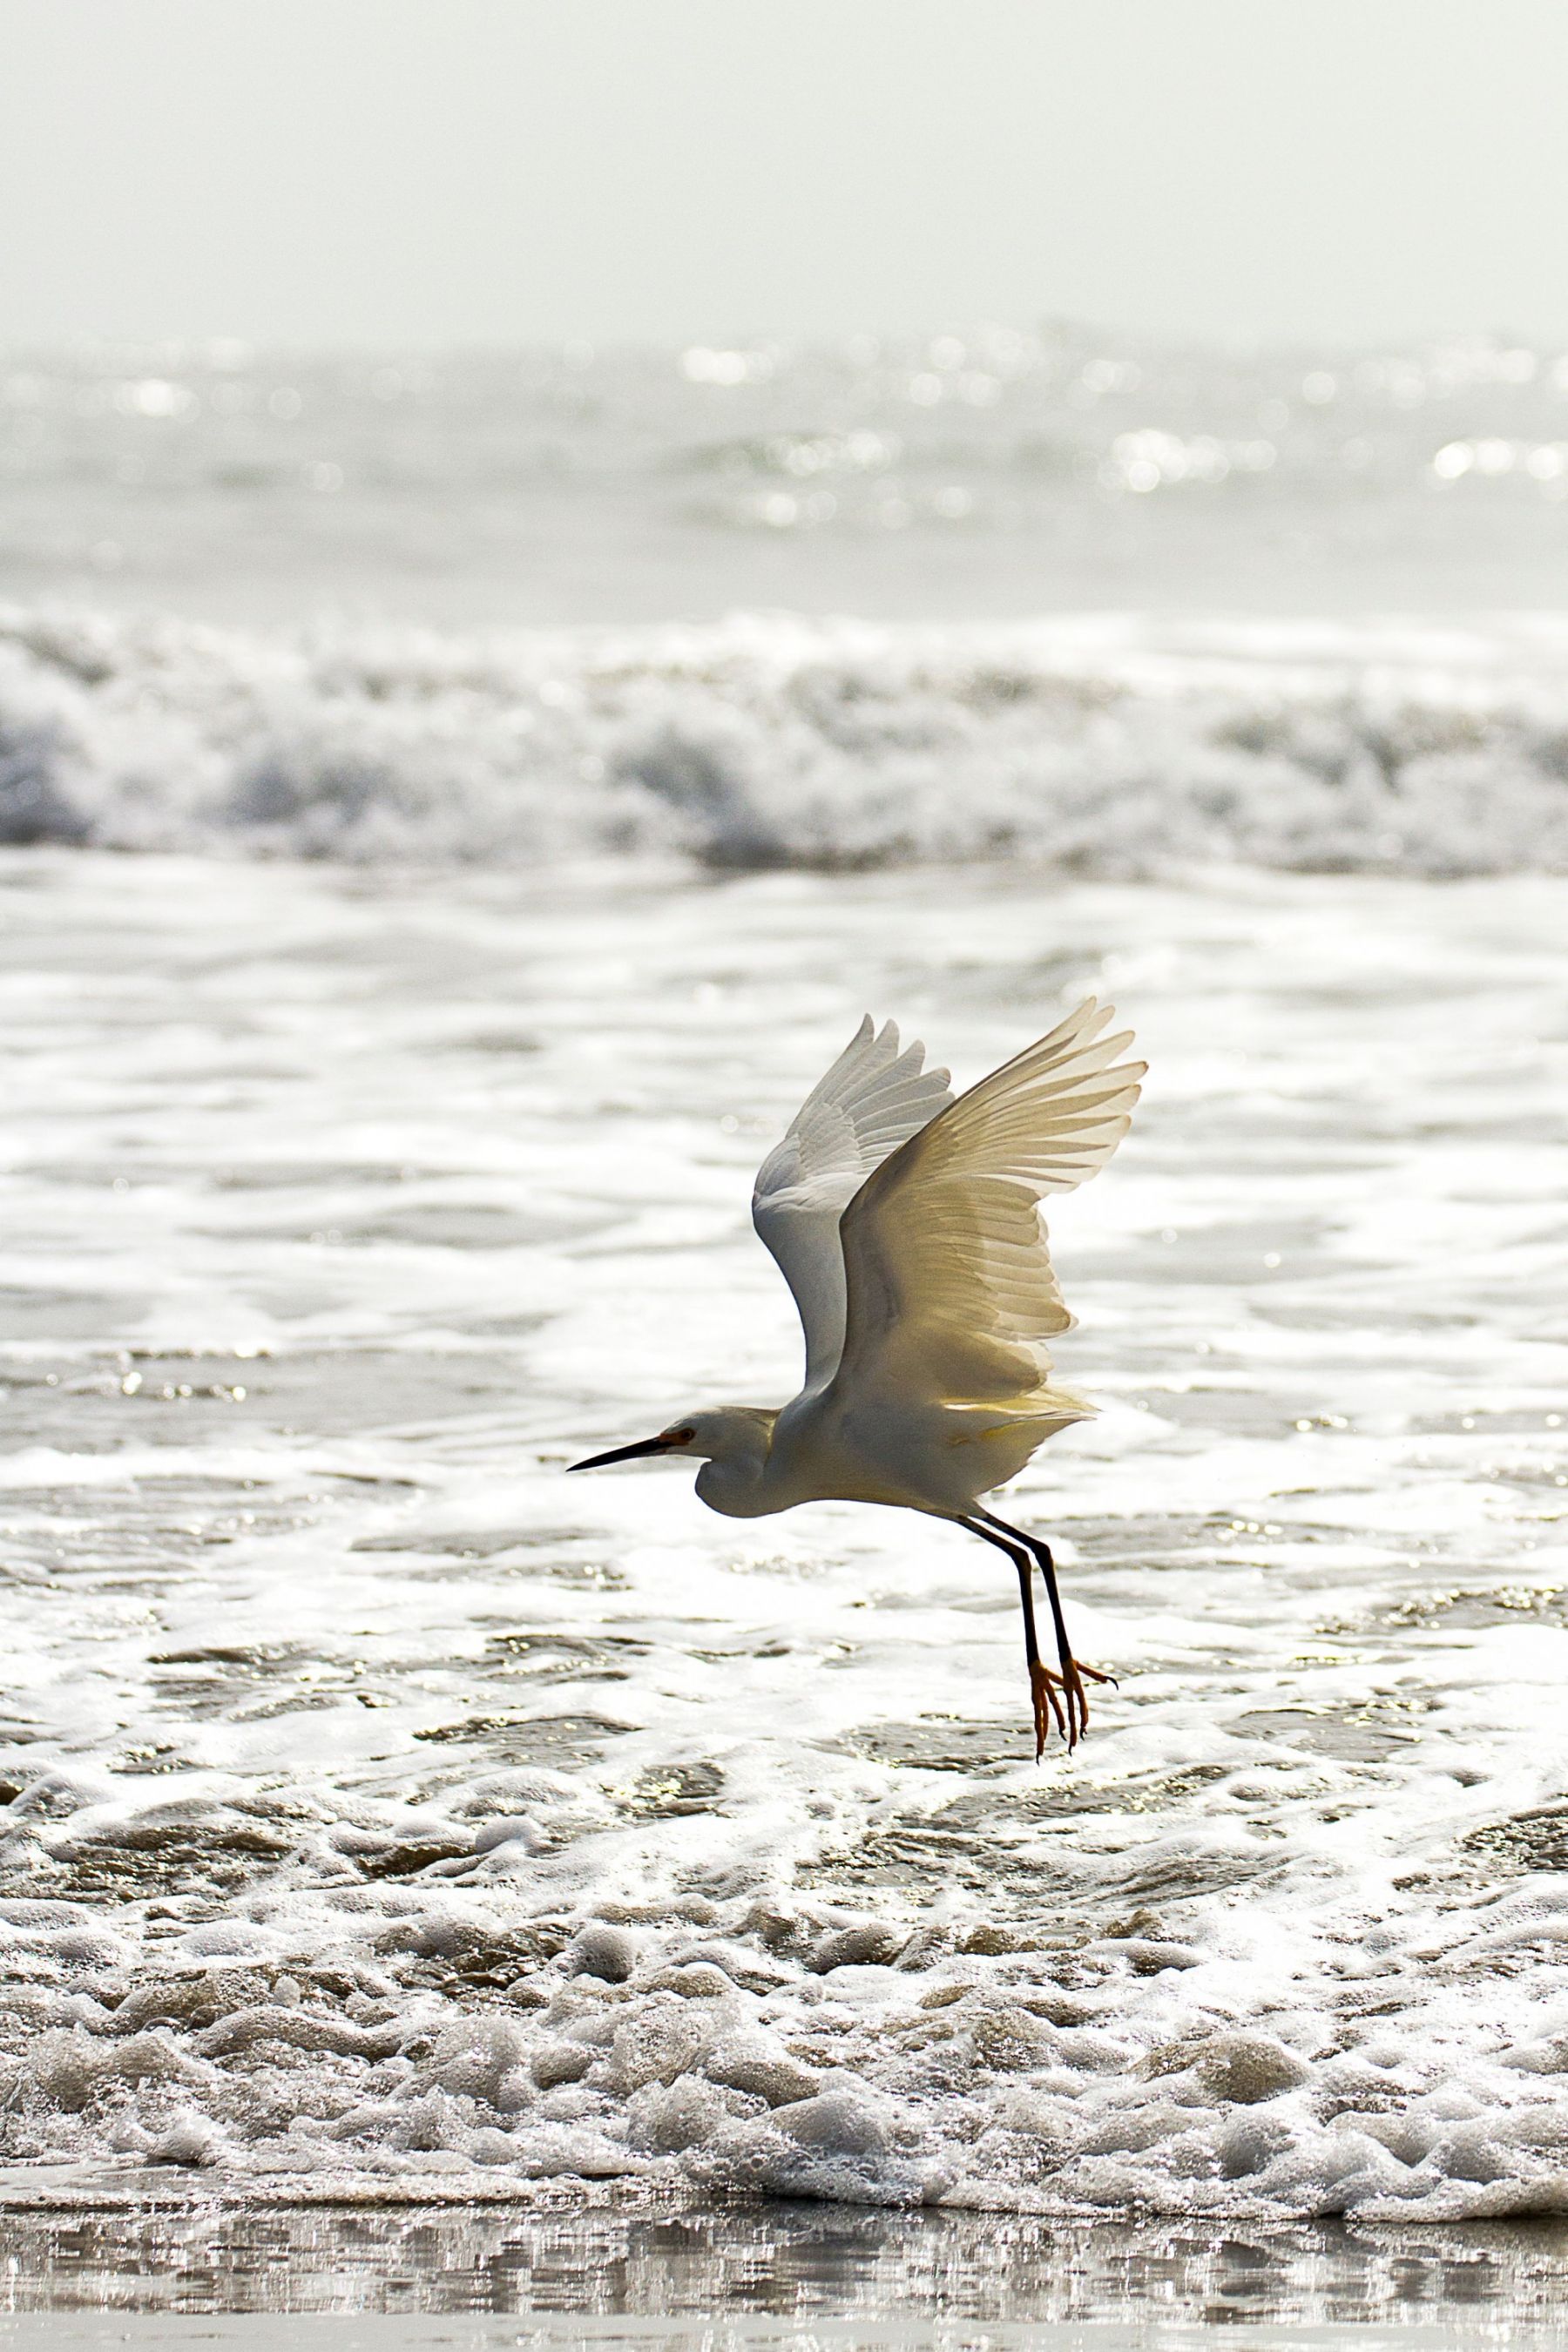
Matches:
[1057,1655,1116,1743]
[1029,1661,1068,1757]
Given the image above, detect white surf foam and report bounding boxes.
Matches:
[4,606,1568,875]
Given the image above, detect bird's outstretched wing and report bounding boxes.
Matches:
[753,1017,953,1390]
[835,999,1144,1408]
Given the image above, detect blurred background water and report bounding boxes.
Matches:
[5,330,1568,874]
[4,328,1568,625]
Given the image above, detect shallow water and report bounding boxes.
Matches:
[1,848,1566,2225]
[0,2203,1567,2341]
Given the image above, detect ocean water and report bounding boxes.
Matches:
[8,604,1568,877]
[7,329,1568,880]
[2,848,1566,2232]
[1,330,1566,2263]
[5,328,1568,626]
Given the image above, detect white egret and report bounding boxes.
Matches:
[571,1000,1144,1752]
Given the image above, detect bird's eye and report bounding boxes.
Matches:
[665,1426,695,1444]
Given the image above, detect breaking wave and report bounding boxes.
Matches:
[5,605,1568,875]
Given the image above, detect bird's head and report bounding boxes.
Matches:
[568,1406,770,1475]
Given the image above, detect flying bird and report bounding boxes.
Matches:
[571,1001,1145,1753]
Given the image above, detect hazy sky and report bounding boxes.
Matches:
[3,0,1565,349]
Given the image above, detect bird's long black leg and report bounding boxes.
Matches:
[976,1510,1113,1747]
[956,1516,1067,1756]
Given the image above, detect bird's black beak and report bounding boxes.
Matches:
[566,1435,674,1473]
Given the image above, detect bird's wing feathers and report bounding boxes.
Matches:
[753,1016,954,1389]
[835,998,1145,1406]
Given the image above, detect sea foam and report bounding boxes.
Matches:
[4,606,1568,875]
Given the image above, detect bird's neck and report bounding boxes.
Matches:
[693,1410,781,1518]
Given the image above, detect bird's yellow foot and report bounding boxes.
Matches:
[1059,1657,1116,1749]
[1031,1658,1116,1755]
[1029,1660,1069,1756]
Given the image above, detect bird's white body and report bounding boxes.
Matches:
[572,998,1145,1747]
[686,1389,1088,1520]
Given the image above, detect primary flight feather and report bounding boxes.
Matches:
[572,1000,1146,1752]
